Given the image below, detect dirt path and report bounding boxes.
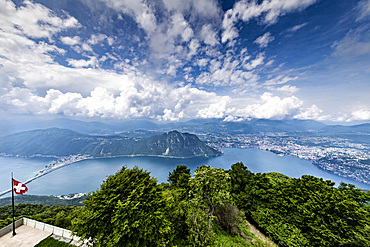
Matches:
[245,220,277,246]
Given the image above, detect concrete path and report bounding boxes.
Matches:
[0,225,51,247]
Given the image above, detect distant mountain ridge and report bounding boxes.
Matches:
[0,129,221,158]
[2,117,369,137]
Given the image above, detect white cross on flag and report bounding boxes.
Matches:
[13,179,28,195]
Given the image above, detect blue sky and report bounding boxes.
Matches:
[0,0,369,123]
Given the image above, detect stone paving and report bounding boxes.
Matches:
[0,225,51,247]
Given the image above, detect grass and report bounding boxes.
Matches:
[213,222,270,247]
[35,236,74,247]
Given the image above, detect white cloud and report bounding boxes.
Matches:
[235,92,303,119]
[265,75,299,85]
[254,32,275,48]
[356,0,370,21]
[162,0,219,19]
[81,43,93,52]
[351,109,370,120]
[0,0,80,39]
[221,8,239,44]
[188,39,200,58]
[294,104,324,120]
[0,30,64,66]
[168,13,194,42]
[60,36,81,45]
[276,85,299,94]
[197,58,209,67]
[266,59,275,66]
[332,26,370,57]
[88,34,108,45]
[287,22,308,32]
[67,57,98,68]
[200,24,219,46]
[106,0,157,35]
[244,53,265,70]
[221,0,317,45]
[196,96,230,119]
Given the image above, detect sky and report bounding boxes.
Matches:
[0,0,369,124]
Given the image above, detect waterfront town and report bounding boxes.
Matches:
[202,133,370,185]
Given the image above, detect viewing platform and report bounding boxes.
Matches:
[0,217,88,247]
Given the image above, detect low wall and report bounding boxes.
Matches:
[0,217,82,243]
[0,218,23,238]
[23,218,76,240]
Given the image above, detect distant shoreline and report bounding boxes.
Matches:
[0,152,222,197]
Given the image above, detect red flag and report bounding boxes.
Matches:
[13,179,28,195]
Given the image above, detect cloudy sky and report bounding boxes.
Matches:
[0,0,369,123]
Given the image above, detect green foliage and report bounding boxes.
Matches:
[163,188,190,246]
[186,202,215,246]
[35,236,74,247]
[5,162,368,247]
[213,223,254,247]
[185,165,232,246]
[0,194,85,207]
[0,129,221,157]
[168,164,191,189]
[0,204,76,229]
[0,216,23,229]
[338,182,370,205]
[230,162,370,247]
[190,166,231,217]
[71,166,171,246]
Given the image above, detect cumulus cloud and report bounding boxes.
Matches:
[234,92,303,119]
[60,36,81,45]
[200,24,219,46]
[254,32,275,48]
[294,105,325,120]
[0,0,361,123]
[67,57,98,68]
[351,109,370,120]
[196,96,230,118]
[88,34,108,45]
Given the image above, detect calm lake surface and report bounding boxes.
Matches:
[1,148,370,197]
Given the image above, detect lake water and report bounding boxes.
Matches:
[1,148,370,197]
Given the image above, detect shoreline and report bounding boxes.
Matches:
[0,148,368,197]
[0,152,221,197]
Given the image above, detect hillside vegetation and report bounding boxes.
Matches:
[1,163,369,246]
[0,129,221,158]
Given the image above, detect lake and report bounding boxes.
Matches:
[1,148,370,197]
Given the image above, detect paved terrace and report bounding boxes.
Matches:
[0,218,88,247]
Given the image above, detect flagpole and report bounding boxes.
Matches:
[11,172,16,236]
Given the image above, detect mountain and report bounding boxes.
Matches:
[142,130,221,157]
[0,129,221,158]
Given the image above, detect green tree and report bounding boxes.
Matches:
[186,165,231,246]
[71,166,171,246]
[168,164,191,189]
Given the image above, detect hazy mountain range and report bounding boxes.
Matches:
[0,129,221,158]
[0,118,369,159]
[2,117,369,136]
